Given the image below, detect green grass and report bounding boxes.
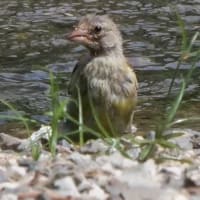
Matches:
[0,99,40,160]
[0,15,199,162]
[45,15,199,160]
[138,16,200,161]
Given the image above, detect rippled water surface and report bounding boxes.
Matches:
[0,0,200,135]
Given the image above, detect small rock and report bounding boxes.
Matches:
[69,152,97,170]
[96,151,138,169]
[80,139,108,154]
[186,166,200,186]
[0,194,17,200]
[8,165,26,180]
[0,169,7,183]
[54,176,80,197]
[0,133,22,150]
[86,183,108,200]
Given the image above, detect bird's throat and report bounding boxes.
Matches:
[89,43,123,57]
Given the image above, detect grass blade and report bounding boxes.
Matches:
[88,91,110,138]
[0,99,31,135]
[176,13,188,51]
[166,79,186,127]
[156,139,178,149]
[187,32,199,53]
[139,143,155,162]
[76,86,84,145]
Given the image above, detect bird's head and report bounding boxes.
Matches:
[67,14,123,56]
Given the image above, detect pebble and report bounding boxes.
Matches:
[0,128,200,200]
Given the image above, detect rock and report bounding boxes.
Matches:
[186,166,200,186]
[96,151,138,169]
[0,194,17,200]
[54,176,80,198]
[84,183,108,200]
[0,133,22,150]
[80,139,109,154]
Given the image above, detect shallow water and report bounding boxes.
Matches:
[0,0,200,136]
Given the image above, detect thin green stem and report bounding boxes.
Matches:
[167,58,182,96]
[88,91,110,138]
[76,86,84,145]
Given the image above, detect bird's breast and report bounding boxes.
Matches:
[82,56,137,106]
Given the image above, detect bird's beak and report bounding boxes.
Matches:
[67,27,92,43]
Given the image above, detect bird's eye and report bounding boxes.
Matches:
[94,25,102,34]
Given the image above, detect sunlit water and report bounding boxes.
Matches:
[0,0,200,136]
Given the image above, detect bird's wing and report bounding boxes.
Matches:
[68,53,91,95]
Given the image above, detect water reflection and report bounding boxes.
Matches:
[0,0,199,134]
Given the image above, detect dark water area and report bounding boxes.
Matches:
[0,0,200,136]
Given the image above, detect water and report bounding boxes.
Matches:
[0,0,200,136]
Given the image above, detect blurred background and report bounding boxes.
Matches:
[0,0,199,136]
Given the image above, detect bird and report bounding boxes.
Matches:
[66,14,138,138]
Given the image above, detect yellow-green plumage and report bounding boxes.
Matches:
[67,14,138,136]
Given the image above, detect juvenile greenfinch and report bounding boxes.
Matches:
[66,14,138,137]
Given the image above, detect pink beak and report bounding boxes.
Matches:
[67,28,91,43]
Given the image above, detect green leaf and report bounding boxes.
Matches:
[139,143,156,162]
[187,32,199,53]
[31,143,41,161]
[166,79,186,126]
[0,99,31,136]
[176,13,188,51]
[156,139,178,149]
[76,86,84,145]
[163,132,185,140]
